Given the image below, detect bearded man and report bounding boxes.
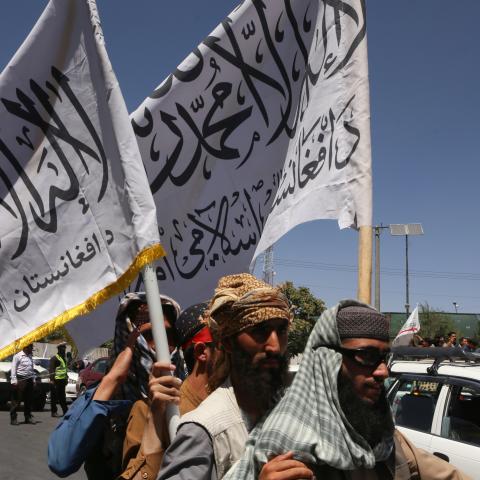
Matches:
[157,273,293,480]
[226,300,471,480]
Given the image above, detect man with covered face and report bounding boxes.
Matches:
[226,300,470,480]
[157,273,293,480]
[48,292,182,480]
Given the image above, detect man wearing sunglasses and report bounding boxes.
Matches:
[225,300,470,480]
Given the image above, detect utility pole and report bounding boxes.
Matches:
[390,224,424,319]
[263,245,275,285]
[373,224,389,311]
[405,234,410,317]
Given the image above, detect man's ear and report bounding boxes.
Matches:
[193,342,207,362]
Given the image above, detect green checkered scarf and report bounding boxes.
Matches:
[224,299,394,479]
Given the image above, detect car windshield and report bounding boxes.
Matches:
[33,358,50,369]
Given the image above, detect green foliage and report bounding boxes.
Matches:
[418,302,456,339]
[279,281,325,357]
[101,339,114,349]
[280,281,325,321]
[287,318,316,358]
[40,326,67,343]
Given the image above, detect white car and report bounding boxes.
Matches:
[387,347,480,479]
[0,357,50,410]
[65,371,78,401]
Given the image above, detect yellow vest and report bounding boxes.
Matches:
[54,354,67,380]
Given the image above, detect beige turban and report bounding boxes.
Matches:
[208,273,293,340]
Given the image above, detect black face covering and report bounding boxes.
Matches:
[230,340,289,414]
[338,373,394,448]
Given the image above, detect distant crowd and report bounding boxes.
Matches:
[410,331,479,351]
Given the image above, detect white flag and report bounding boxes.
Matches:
[393,305,421,346]
[0,0,164,358]
[131,0,372,306]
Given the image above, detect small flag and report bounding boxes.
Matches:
[392,305,421,346]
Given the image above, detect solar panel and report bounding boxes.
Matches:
[390,224,407,236]
[406,224,424,235]
[389,223,424,236]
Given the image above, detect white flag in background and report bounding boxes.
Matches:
[393,305,421,346]
[0,0,164,358]
[131,0,372,307]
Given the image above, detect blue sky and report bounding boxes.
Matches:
[1,1,479,315]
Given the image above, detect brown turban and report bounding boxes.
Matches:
[208,273,293,340]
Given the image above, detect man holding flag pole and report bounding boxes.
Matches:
[0,0,179,452]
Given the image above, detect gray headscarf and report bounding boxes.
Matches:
[113,292,181,401]
[224,299,394,479]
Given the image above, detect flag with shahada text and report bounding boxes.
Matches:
[131,0,372,307]
[0,0,164,359]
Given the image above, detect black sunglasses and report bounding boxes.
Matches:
[330,346,391,368]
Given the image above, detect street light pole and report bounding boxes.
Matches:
[390,223,424,319]
[373,224,389,311]
[453,302,459,314]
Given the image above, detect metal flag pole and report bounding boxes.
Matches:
[142,263,179,441]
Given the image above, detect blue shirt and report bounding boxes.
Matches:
[48,385,131,477]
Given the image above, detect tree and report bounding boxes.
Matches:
[40,328,65,343]
[418,302,456,340]
[279,281,326,357]
[101,339,114,350]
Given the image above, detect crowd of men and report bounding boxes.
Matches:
[410,331,480,351]
[9,273,473,479]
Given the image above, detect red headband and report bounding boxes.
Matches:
[182,326,213,350]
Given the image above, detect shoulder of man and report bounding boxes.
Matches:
[179,379,244,437]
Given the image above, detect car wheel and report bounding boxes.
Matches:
[78,384,87,396]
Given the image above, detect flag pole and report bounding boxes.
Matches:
[142,263,180,441]
[357,225,372,305]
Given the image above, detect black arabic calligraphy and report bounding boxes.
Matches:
[13,230,114,312]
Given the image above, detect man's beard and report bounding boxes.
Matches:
[338,374,394,448]
[230,344,289,414]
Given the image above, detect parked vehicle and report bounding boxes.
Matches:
[76,357,109,395]
[65,371,78,401]
[387,347,480,479]
[0,356,50,410]
[33,356,78,402]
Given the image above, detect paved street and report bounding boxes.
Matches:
[0,407,87,480]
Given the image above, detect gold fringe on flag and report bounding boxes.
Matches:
[0,243,165,360]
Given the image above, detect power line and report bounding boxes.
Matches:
[296,282,480,301]
[275,258,480,281]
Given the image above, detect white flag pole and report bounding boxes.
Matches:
[142,263,180,441]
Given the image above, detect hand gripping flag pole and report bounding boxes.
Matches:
[142,263,180,441]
